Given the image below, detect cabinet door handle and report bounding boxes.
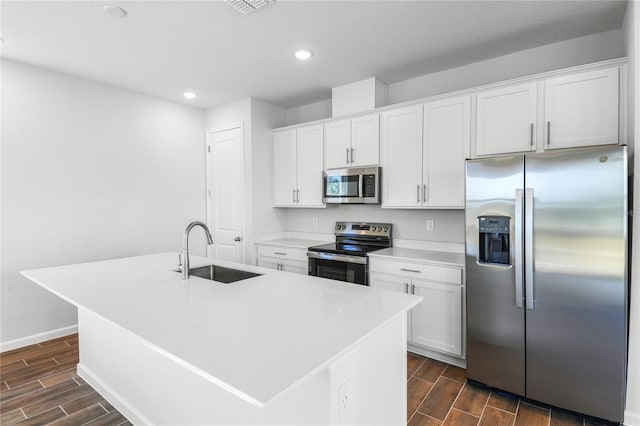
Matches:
[411,284,416,295]
[296,189,300,203]
[350,147,354,163]
[547,121,551,146]
[274,252,287,255]
[292,189,296,203]
[417,185,421,203]
[405,283,409,293]
[401,268,421,273]
[423,185,428,202]
[530,123,534,147]
[346,148,350,164]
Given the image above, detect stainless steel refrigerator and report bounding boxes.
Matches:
[465,145,628,423]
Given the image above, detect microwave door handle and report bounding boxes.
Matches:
[358,174,363,198]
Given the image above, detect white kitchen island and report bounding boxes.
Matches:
[21,253,421,425]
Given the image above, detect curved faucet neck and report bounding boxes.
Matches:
[182,221,214,279]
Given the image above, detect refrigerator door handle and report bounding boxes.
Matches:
[514,189,524,309]
[525,188,535,310]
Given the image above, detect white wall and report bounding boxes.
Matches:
[205,97,287,264]
[284,29,624,127]
[285,99,331,126]
[387,28,624,105]
[624,0,640,424]
[286,206,464,244]
[205,97,251,132]
[250,98,287,251]
[1,60,206,348]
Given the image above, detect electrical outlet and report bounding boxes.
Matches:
[313,217,319,226]
[426,220,435,232]
[338,380,350,420]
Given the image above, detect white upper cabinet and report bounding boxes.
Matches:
[350,114,380,167]
[272,129,297,207]
[324,113,379,169]
[296,125,325,207]
[381,98,468,209]
[476,82,538,156]
[544,67,619,150]
[272,125,324,208]
[423,96,470,208]
[324,119,351,169]
[381,105,424,208]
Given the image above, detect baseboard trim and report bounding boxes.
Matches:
[0,325,78,353]
[77,363,151,425]
[625,409,640,426]
[408,343,466,368]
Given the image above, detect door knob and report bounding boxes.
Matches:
[234,237,242,242]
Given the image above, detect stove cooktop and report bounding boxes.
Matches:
[307,242,387,257]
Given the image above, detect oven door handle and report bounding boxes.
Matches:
[306,251,368,265]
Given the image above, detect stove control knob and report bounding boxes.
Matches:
[375,226,380,231]
[383,227,388,232]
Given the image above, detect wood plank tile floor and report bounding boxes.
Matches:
[0,334,129,426]
[0,335,620,425]
[406,352,619,426]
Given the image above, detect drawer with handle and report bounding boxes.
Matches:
[369,258,462,285]
[257,245,308,262]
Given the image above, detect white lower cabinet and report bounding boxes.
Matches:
[370,258,464,357]
[257,245,308,274]
[410,279,462,355]
[369,274,413,342]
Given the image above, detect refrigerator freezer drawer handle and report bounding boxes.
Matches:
[525,188,535,310]
[515,189,524,308]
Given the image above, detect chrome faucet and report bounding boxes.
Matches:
[182,221,214,279]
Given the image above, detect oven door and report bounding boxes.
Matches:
[307,252,368,285]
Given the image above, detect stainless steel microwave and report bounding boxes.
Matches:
[322,167,380,204]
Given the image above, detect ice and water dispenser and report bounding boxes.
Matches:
[478,216,511,266]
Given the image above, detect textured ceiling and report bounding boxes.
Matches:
[0,1,628,110]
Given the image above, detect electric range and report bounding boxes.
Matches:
[307,221,392,285]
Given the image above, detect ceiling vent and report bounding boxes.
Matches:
[224,0,275,15]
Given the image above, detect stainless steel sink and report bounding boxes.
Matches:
[178,264,261,283]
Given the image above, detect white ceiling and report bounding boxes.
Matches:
[0,1,628,110]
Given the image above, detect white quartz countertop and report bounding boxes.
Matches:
[369,247,466,268]
[255,238,328,249]
[22,253,421,408]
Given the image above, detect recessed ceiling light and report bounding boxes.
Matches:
[294,50,313,60]
[103,5,127,18]
[183,92,198,99]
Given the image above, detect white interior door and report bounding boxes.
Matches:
[207,126,244,263]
